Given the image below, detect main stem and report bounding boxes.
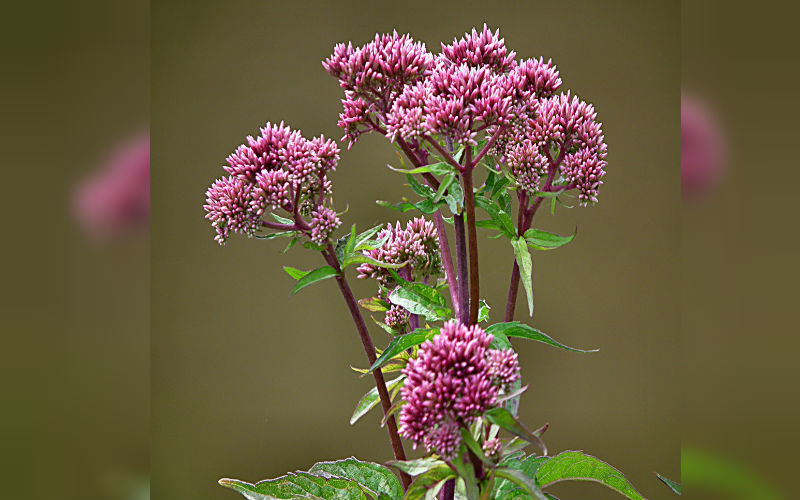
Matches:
[321,245,412,489]
[462,149,480,325]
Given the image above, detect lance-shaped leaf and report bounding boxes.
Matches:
[510,237,534,316]
[387,161,455,176]
[219,472,366,500]
[523,228,576,250]
[494,454,550,500]
[535,451,646,500]
[484,407,547,455]
[387,275,452,321]
[495,467,548,500]
[255,230,297,240]
[350,375,406,425]
[340,254,408,271]
[368,328,439,373]
[386,457,445,477]
[478,300,491,322]
[655,472,681,495]
[358,297,390,313]
[289,265,339,294]
[404,465,457,500]
[475,196,516,238]
[309,458,404,500]
[485,322,598,353]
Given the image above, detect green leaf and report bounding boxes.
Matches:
[444,178,464,214]
[368,328,439,373]
[460,428,491,465]
[303,241,326,252]
[340,254,408,270]
[494,455,550,500]
[283,237,300,254]
[484,408,547,454]
[404,466,457,500]
[255,230,296,240]
[523,228,576,250]
[478,300,490,323]
[344,225,358,255]
[386,457,445,476]
[485,322,598,353]
[358,297,390,313]
[283,266,310,280]
[406,174,436,200]
[433,173,456,203]
[219,472,366,500]
[655,473,681,495]
[510,237,534,316]
[387,161,455,176]
[475,196,516,239]
[536,451,646,500]
[354,226,389,251]
[271,213,294,224]
[291,266,339,294]
[308,458,404,500]
[495,467,548,500]
[387,278,452,322]
[350,376,406,425]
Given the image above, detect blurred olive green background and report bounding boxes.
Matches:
[0,1,149,499]
[681,1,800,498]
[152,1,679,499]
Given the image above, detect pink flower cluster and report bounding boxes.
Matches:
[399,321,520,458]
[357,217,441,285]
[323,31,434,147]
[325,25,608,204]
[204,122,340,244]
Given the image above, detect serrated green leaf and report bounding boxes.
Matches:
[341,254,408,270]
[478,300,490,323]
[387,161,455,176]
[406,174,436,200]
[219,472,366,500]
[523,228,576,250]
[350,375,406,425]
[655,473,681,495]
[358,297,390,313]
[475,197,516,239]
[271,213,294,224]
[494,455,549,500]
[510,237,534,316]
[433,174,456,203]
[404,466,457,500]
[284,266,310,280]
[485,322,598,353]
[495,466,548,500]
[368,328,439,373]
[536,451,646,500]
[353,226,388,251]
[292,266,339,294]
[283,237,300,254]
[255,230,297,240]
[444,178,464,215]
[484,408,547,454]
[386,457,445,477]
[308,458,404,500]
[386,274,451,322]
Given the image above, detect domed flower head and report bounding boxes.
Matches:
[399,321,517,455]
[357,217,441,285]
[533,92,607,204]
[441,24,516,72]
[204,122,341,245]
[323,31,433,147]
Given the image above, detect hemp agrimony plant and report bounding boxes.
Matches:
[205,26,667,500]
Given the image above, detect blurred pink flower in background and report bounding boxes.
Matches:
[682,93,725,198]
[74,131,150,241]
